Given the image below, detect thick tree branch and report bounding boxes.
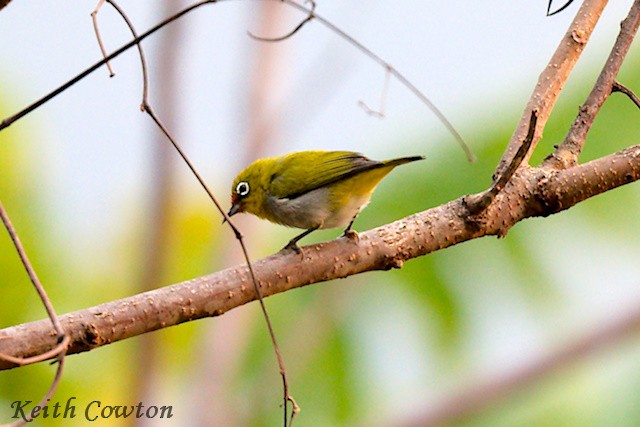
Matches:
[0,144,638,371]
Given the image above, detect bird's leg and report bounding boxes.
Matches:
[282,226,319,254]
[342,214,360,242]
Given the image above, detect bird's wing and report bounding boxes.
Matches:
[269,151,383,199]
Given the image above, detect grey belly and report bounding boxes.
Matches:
[266,187,332,229]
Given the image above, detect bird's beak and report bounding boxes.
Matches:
[223,203,241,224]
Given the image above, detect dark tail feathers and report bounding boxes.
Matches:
[383,155,425,168]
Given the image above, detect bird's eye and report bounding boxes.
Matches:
[236,181,250,197]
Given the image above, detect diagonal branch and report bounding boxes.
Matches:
[494,0,608,179]
[0,143,638,371]
[545,0,640,168]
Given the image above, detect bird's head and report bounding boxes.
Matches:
[228,160,270,220]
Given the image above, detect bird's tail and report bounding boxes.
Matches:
[383,155,425,168]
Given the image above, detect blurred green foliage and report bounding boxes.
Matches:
[2,48,640,427]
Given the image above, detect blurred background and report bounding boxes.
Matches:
[2,0,640,426]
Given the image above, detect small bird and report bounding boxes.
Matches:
[228,150,424,252]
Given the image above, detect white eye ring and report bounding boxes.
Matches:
[236,181,250,197]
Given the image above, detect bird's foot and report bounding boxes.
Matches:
[281,240,304,257]
[342,229,359,243]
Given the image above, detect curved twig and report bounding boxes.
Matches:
[279,0,475,161]
[91,0,116,77]
[358,64,391,118]
[0,0,217,131]
[547,0,577,16]
[612,81,640,110]
[248,0,315,42]
[0,201,69,426]
[464,109,538,214]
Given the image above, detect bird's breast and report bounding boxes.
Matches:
[265,187,333,229]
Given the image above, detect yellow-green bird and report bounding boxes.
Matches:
[228,150,424,252]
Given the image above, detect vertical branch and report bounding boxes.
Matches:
[91,0,116,77]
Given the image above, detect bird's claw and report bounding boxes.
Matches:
[342,229,359,243]
[282,241,304,256]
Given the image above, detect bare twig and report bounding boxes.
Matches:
[0,337,69,366]
[0,200,68,426]
[358,64,391,118]
[545,0,640,169]
[2,357,67,427]
[246,0,473,160]
[464,109,538,214]
[248,0,315,42]
[146,101,297,427]
[91,0,116,77]
[279,0,475,162]
[0,0,216,131]
[612,81,640,110]
[547,0,577,16]
[0,202,64,337]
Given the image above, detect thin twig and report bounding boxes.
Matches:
[91,0,116,77]
[0,201,64,336]
[464,110,538,214]
[0,336,69,366]
[547,0,577,16]
[104,2,294,424]
[612,81,640,110]
[104,0,149,101]
[358,64,391,118]
[2,357,67,427]
[0,200,68,426]
[144,104,295,426]
[248,0,315,42]
[0,0,217,131]
[279,0,475,162]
